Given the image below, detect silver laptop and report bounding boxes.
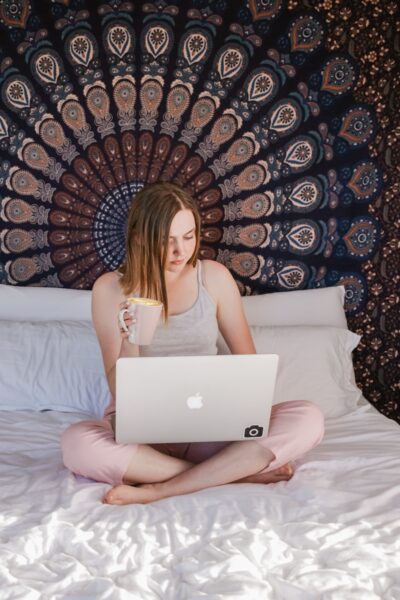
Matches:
[114,354,278,444]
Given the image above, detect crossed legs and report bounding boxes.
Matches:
[61,400,324,505]
[104,439,288,504]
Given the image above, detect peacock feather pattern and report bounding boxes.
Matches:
[0,0,382,317]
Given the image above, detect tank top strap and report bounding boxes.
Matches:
[197,259,205,289]
[199,258,216,297]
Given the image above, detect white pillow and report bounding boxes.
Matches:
[0,318,360,419]
[0,283,347,328]
[0,285,91,321]
[0,321,110,418]
[217,326,362,418]
[242,285,347,328]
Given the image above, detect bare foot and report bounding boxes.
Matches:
[102,483,161,505]
[234,462,294,484]
[102,463,294,505]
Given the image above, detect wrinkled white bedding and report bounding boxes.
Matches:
[1,399,399,600]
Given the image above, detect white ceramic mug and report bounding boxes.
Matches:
[118,297,163,345]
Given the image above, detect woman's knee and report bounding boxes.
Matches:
[298,400,325,445]
[273,399,324,445]
[61,419,103,473]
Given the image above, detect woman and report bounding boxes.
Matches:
[61,182,324,505]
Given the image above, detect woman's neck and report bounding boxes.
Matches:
[164,263,194,288]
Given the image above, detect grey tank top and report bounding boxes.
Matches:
[105,260,219,418]
[140,260,219,357]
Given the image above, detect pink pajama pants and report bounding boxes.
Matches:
[61,400,324,487]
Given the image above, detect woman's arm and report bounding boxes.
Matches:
[204,260,256,354]
[92,272,139,401]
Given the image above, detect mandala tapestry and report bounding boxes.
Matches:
[0,0,398,420]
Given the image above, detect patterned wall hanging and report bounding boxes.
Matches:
[0,0,398,420]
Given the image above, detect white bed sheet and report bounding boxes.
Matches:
[0,399,399,600]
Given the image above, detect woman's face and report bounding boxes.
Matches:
[165,209,197,271]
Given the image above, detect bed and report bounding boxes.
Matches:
[0,284,399,599]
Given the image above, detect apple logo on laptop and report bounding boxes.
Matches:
[186,392,203,409]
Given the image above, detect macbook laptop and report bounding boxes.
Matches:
[114,354,278,444]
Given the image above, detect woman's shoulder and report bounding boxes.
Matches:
[200,259,234,304]
[92,271,124,300]
[201,259,231,280]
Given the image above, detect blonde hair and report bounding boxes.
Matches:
[118,182,201,321]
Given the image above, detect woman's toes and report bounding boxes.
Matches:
[235,462,294,484]
[103,486,125,504]
[266,463,294,481]
[274,463,294,479]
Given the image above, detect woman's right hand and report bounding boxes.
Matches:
[118,301,137,342]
